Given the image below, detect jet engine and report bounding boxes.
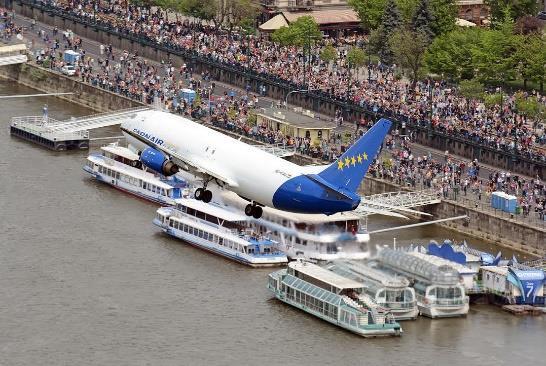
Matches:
[140,147,179,176]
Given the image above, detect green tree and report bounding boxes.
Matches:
[272,16,322,48]
[471,11,518,84]
[374,0,402,65]
[320,44,338,63]
[513,34,546,91]
[429,0,457,36]
[458,79,484,100]
[346,47,367,95]
[515,93,545,123]
[485,0,539,24]
[180,0,218,22]
[226,0,260,33]
[348,0,387,31]
[412,0,435,41]
[390,28,429,84]
[424,27,481,80]
[272,16,322,86]
[396,0,418,22]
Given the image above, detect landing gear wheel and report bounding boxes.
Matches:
[194,188,204,200]
[252,206,263,219]
[202,190,212,203]
[245,204,254,216]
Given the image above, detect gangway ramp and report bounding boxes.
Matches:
[356,190,441,218]
[0,44,28,66]
[46,107,150,133]
[255,143,296,158]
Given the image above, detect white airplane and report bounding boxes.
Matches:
[120,109,391,219]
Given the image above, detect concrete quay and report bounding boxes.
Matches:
[1,61,544,257]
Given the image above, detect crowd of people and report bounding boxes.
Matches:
[370,138,546,220]
[3,3,546,222]
[23,0,546,163]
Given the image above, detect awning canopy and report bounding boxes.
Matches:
[456,18,477,27]
[259,14,289,32]
[259,9,361,32]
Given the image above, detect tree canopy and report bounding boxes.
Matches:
[271,16,322,49]
[348,0,387,31]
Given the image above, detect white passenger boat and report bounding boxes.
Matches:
[83,143,188,205]
[267,261,402,337]
[220,192,370,262]
[377,248,469,318]
[153,198,288,267]
[326,260,419,320]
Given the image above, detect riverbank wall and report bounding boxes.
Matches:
[1,62,543,257]
[0,63,142,112]
[11,0,545,179]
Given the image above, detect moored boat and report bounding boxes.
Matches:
[153,198,288,267]
[267,260,402,337]
[83,143,187,205]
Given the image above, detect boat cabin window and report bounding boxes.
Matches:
[428,286,463,299]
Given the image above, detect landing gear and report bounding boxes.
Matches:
[245,204,263,219]
[194,187,212,203]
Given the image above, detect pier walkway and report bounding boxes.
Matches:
[0,44,28,67]
[356,190,440,218]
[45,107,150,133]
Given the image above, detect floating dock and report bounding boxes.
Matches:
[9,107,150,151]
[10,116,89,150]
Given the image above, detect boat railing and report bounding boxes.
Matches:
[377,300,417,309]
[417,294,468,307]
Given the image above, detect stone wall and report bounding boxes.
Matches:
[362,176,545,257]
[13,1,545,178]
[0,63,142,112]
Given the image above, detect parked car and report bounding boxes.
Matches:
[537,11,546,20]
[61,65,76,76]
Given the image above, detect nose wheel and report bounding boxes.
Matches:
[194,187,212,203]
[245,204,263,219]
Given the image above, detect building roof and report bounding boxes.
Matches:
[282,9,360,26]
[289,260,364,290]
[257,107,337,130]
[259,14,289,31]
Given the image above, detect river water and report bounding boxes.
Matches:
[1,80,544,366]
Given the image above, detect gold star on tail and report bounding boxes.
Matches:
[363,152,368,160]
[344,157,350,167]
[337,160,344,170]
[357,154,362,164]
[351,156,356,166]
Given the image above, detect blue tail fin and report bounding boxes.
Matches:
[318,118,392,192]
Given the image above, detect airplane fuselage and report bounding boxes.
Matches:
[121,110,360,214]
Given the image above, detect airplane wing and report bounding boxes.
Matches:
[153,142,240,188]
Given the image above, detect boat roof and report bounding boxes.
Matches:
[409,252,477,274]
[330,260,410,288]
[100,143,139,161]
[87,154,174,190]
[174,198,249,222]
[289,261,364,290]
[221,191,361,223]
[481,266,509,276]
